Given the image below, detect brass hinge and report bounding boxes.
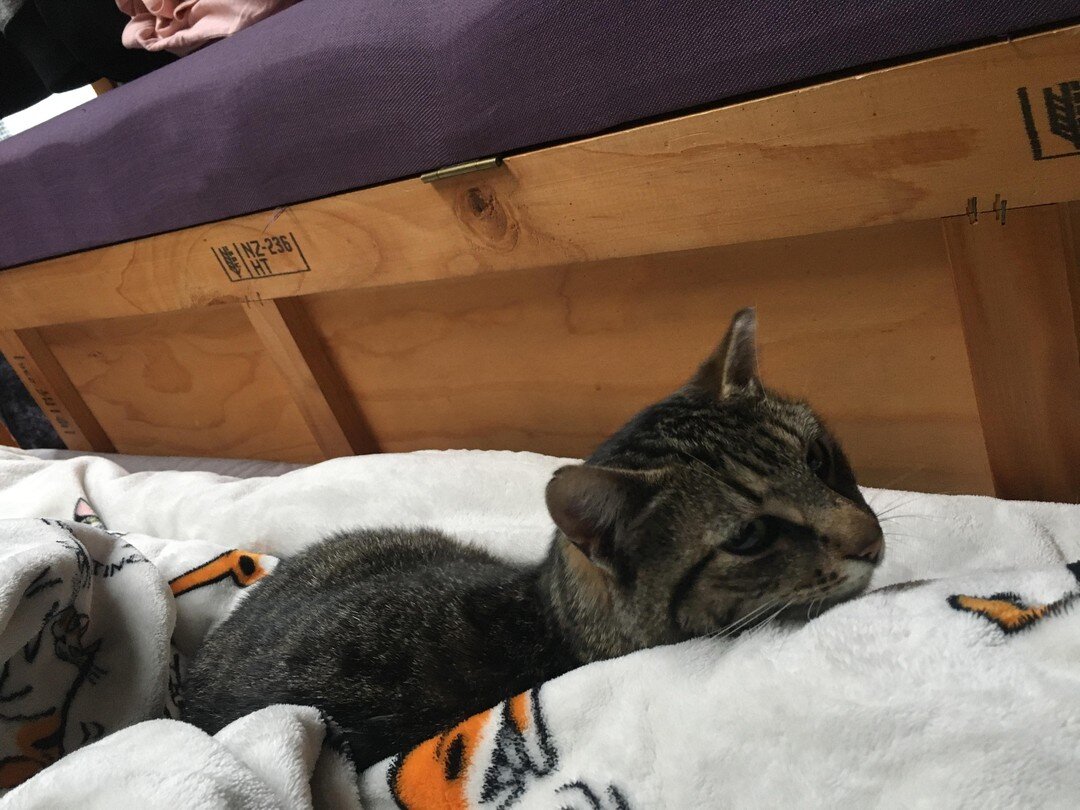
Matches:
[421,156,503,183]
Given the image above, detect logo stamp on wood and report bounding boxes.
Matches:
[1018,80,1080,161]
[212,232,310,282]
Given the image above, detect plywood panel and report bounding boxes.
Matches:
[305,220,993,495]
[41,306,322,463]
[944,204,1080,502]
[2,24,1079,330]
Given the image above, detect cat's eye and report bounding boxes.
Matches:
[806,438,833,482]
[723,517,776,555]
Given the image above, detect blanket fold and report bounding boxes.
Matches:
[4,704,362,808]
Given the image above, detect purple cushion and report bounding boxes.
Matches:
[2,0,1078,269]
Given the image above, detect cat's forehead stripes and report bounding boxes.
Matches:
[592,393,815,467]
[684,456,764,505]
[602,402,816,490]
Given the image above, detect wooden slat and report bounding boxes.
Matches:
[40,306,323,463]
[943,204,1080,502]
[304,219,994,495]
[2,25,1079,330]
[0,329,114,452]
[0,418,16,448]
[1063,202,1080,353]
[243,297,378,457]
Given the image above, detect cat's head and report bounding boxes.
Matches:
[546,308,883,651]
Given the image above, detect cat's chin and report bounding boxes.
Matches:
[800,561,877,618]
[842,556,877,589]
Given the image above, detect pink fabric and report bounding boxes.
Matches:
[117,0,298,56]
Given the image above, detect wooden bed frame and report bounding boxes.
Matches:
[1,25,1078,502]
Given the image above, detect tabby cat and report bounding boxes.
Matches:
[182,308,883,769]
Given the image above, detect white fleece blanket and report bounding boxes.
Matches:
[0,446,1077,809]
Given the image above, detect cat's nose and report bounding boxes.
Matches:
[847,532,884,564]
[815,502,884,564]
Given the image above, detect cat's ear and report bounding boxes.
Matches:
[685,307,763,400]
[545,465,657,570]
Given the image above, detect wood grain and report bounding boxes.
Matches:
[944,204,1080,502]
[304,219,993,495]
[2,25,1079,330]
[0,329,114,452]
[244,297,379,457]
[40,306,323,463]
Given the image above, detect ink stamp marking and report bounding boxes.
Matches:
[1018,80,1080,161]
[212,232,311,282]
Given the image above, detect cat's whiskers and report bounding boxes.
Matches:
[708,600,772,640]
[870,495,921,517]
[708,604,777,639]
[870,496,946,528]
[880,529,925,546]
[710,598,782,640]
[748,598,795,638]
[878,513,947,524]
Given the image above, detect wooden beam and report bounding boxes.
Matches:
[943,203,1080,502]
[243,297,379,457]
[0,329,114,453]
[1063,201,1080,353]
[0,418,16,448]
[2,24,1079,330]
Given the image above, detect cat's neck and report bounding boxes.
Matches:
[537,535,639,662]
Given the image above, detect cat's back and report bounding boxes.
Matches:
[181,527,515,734]
[275,526,501,589]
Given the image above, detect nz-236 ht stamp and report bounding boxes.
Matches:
[1018,79,1080,161]
[212,232,311,282]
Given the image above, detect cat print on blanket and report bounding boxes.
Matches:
[73,499,129,545]
[182,308,887,770]
[0,525,111,788]
[0,499,272,785]
[389,688,631,810]
[168,550,270,596]
[0,602,107,788]
[72,499,106,531]
[948,562,1080,634]
[75,494,269,604]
